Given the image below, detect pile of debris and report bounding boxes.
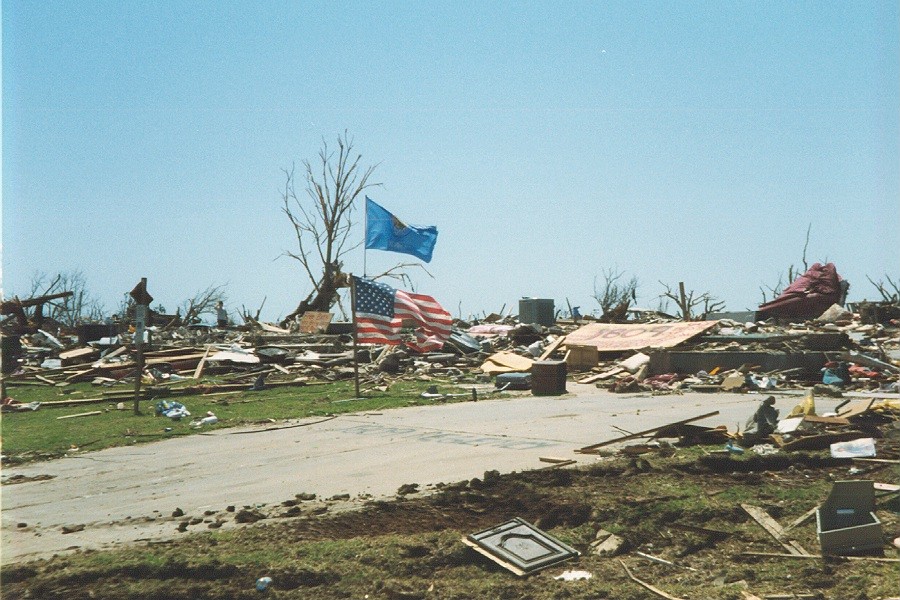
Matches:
[3,269,899,407]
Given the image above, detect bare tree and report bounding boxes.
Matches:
[279,132,380,326]
[866,274,900,303]
[24,270,105,328]
[659,281,725,321]
[760,224,812,303]
[180,284,228,325]
[592,268,638,322]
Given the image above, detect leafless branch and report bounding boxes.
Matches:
[279,132,383,326]
[593,268,638,322]
[659,281,724,321]
[180,284,228,325]
[866,274,900,303]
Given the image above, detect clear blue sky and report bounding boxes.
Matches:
[3,1,898,322]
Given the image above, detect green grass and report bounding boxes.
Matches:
[3,454,897,599]
[0,378,478,463]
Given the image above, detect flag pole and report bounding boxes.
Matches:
[350,274,361,398]
[363,197,368,277]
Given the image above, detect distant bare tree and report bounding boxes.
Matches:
[659,281,725,321]
[592,268,638,322]
[26,270,105,328]
[760,224,812,303]
[180,284,228,325]
[866,274,900,303]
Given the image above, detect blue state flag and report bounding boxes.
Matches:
[365,197,438,263]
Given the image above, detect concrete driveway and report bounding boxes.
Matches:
[1,385,842,563]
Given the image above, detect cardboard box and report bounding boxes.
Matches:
[566,344,598,370]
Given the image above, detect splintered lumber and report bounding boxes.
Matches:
[6,361,98,380]
[576,411,720,454]
[783,505,818,533]
[193,345,213,379]
[837,398,877,419]
[271,363,292,375]
[801,414,851,426]
[538,456,577,469]
[778,431,868,451]
[539,456,574,463]
[667,522,730,540]
[634,551,697,571]
[740,504,810,556]
[56,411,102,420]
[538,336,566,361]
[66,368,99,382]
[619,560,685,600]
[59,347,100,365]
[577,366,624,384]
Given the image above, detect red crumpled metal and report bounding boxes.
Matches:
[758,263,844,320]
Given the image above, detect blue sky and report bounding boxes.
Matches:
[3,1,898,322]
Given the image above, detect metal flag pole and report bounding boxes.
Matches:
[350,274,361,398]
[363,197,368,277]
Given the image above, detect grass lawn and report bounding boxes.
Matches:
[1,377,481,464]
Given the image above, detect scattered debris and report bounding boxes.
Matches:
[553,569,592,581]
[619,559,686,600]
[590,529,626,556]
[817,480,884,555]
[463,517,579,576]
[741,503,811,556]
[55,410,102,420]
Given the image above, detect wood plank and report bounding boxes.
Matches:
[778,431,868,451]
[740,504,810,556]
[666,522,730,539]
[619,560,685,600]
[837,398,876,419]
[577,367,624,384]
[538,336,566,361]
[57,411,103,420]
[783,506,818,533]
[272,363,291,375]
[802,415,851,426]
[65,368,99,382]
[193,345,213,379]
[576,411,720,453]
[741,552,900,563]
[260,321,294,334]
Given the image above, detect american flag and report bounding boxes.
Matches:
[353,276,452,353]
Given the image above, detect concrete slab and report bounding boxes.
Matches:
[0,385,846,564]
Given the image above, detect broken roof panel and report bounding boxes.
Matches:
[564,321,718,352]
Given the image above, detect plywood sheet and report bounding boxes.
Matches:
[564,321,718,352]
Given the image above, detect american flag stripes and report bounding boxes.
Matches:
[352,276,452,353]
